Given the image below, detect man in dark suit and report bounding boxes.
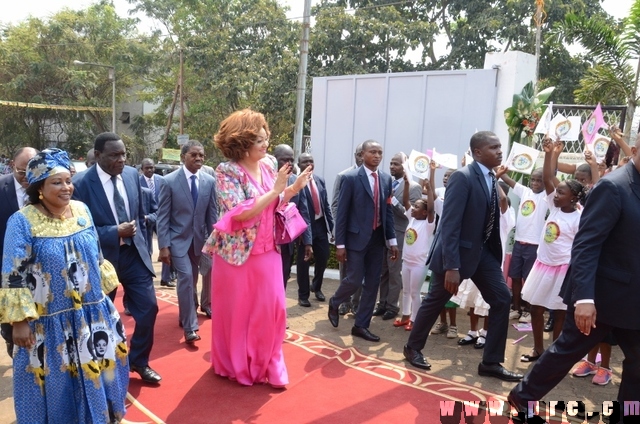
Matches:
[404,131,522,382]
[157,141,217,344]
[72,132,161,384]
[139,158,174,288]
[296,153,334,305]
[328,140,398,342]
[374,152,423,320]
[508,137,640,422]
[332,143,364,315]
[0,147,38,357]
[273,145,312,291]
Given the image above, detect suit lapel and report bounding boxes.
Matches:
[87,167,117,224]
[471,162,490,204]
[359,167,374,200]
[177,168,195,211]
[628,162,640,202]
[3,178,19,211]
[122,169,138,221]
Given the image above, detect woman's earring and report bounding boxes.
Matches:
[39,192,44,200]
[245,151,249,157]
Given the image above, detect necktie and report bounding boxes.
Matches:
[190,175,198,206]
[392,179,400,192]
[483,172,497,243]
[148,176,155,194]
[21,189,28,207]
[309,178,321,215]
[372,172,379,229]
[111,175,131,245]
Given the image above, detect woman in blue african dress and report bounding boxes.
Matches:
[0,149,129,424]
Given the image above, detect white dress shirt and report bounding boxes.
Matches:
[97,164,131,223]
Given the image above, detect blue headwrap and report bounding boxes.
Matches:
[26,148,72,185]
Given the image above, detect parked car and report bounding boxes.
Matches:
[154,163,179,176]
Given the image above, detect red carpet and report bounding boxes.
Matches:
[118,290,509,424]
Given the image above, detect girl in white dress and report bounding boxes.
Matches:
[520,139,586,363]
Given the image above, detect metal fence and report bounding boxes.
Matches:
[532,104,627,164]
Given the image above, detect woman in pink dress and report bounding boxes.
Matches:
[203,109,311,387]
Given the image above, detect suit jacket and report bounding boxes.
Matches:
[303,174,334,237]
[334,166,395,251]
[331,165,357,222]
[157,167,218,258]
[139,173,164,202]
[391,178,422,234]
[0,173,20,261]
[141,186,158,254]
[72,165,154,274]
[429,161,501,278]
[561,162,640,329]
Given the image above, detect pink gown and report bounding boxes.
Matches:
[210,162,288,387]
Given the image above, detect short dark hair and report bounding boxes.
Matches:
[469,131,497,153]
[14,147,39,160]
[565,179,587,201]
[94,132,120,152]
[361,139,380,151]
[181,140,203,156]
[576,163,592,177]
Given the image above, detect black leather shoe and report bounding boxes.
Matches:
[338,302,350,315]
[314,291,326,301]
[474,336,486,349]
[403,345,431,370]
[200,307,212,318]
[130,365,162,384]
[351,326,380,342]
[184,331,201,344]
[457,335,478,346]
[382,310,398,320]
[298,298,311,307]
[328,298,339,327]
[160,280,176,288]
[478,363,523,382]
[507,394,548,423]
[372,306,386,316]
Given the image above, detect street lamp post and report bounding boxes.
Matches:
[73,60,116,133]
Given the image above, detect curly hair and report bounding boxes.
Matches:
[565,179,587,202]
[214,109,270,161]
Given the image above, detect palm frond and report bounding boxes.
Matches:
[622,0,640,58]
[574,64,634,104]
[559,13,631,71]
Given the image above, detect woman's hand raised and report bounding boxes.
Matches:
[292,164,313,192]
[273,163,292,194]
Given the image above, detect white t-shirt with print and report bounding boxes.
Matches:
[402,207,436,266]
[513,182,549,244]
[536,192,581,266]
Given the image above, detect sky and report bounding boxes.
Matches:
[4,0,634,27]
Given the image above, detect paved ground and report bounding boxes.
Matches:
[0,259,621,423]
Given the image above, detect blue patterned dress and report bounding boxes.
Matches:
[0,201,129,423]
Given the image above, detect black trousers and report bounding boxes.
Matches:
[296,218,330,300]
[407,246,511,364]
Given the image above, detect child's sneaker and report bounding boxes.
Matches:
[509,309,521,320]
[430,322,448,335]
[572,360,598,377]
[519,312,531,323]
[592,367,612,385]
[446,325,458,339]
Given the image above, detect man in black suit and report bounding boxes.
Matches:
[328,140,398,342]
[73,132,161,384]
[296,153,334,305]
[273,145,312,291]
[0,147,38,357]
[139,158,174,288]
[404,131,522,382]
[508,137,640,422]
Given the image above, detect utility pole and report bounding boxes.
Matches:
[533,0,546,95]
[180,48,185,134]
[293,0,312,159]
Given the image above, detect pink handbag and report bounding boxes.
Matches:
[275,202,308,245]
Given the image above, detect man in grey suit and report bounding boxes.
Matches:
[404,131,522,382]
[157,141,217,344]
[374,152,423,320]
[332,143,363,315]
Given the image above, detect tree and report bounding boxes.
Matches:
[555,1,640,135]
[129,0,301,162]
[0,0,157,158]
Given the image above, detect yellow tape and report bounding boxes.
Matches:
[0,100,111,112]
